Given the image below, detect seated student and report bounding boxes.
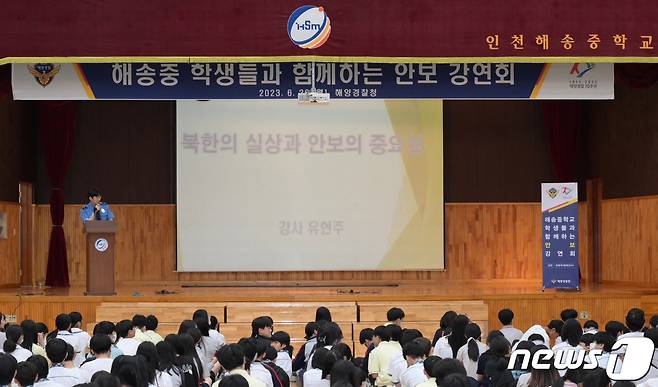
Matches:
[35,323,49,350]
[14,361,39,387]
[434,315,468,359]
[137,341,174,387]
[92,372,122,387]
[651,315,658,329]
[212,344,265,387]
[2,325,32,362]
[46,339,89,387]
[93,322,123,360]
[456,323,488,380]
[479,335,511,387]
[546,321,564,347]
[21,320,48,360]
[0,353,18,387]
[114,320,140,356]
[368,325,402,387]
[498,309,523,346]
[637,328,658,384]
[69,312,91,367]
[110,355,149,387]
[194,317,221,366]
[508,341,534,382]
[604,321,626,338]
[155,341,184,387]
[579,334,595,351]
[583,321,599,335]
[552,320,583,377]
[432,358,479,387]
[589,332,618,372]
[245,338,282,387]
[433,312,458,347]
[303,348,335,387]
[387,308,405,327]
[292,322,318,381]
[516,345,560,387]
[399,340,430,387]
[263,346,290,387]
[131,315,151,343]
[390,329,423,386]
[144,315,164,344]
[81,334,114,374]
[329,359,363,387]
[27,355,65,387]
[308,322,344,371]
[252,317,274,340]
[53,314,86,368]
[439,373,471,387]
[415,356,441,387]
[271,331,293,379]
[208,315,226,348]
[561,310,578,322]
[581,368,610,387]
[219,375,250,387]
[620,308,646,338]
[357,328,375,376]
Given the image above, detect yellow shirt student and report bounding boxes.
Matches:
[368,341,402,386]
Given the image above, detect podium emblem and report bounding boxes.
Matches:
[95,238,109,252]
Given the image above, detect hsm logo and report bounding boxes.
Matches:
[570,63,595,78]
[287,5,331,49]
[508,337,655,381]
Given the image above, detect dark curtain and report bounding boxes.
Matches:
[541,101,583,182]
[615,64,658,88]
[41,102,75,287]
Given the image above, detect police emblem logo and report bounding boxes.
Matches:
[547,187,558,199]
[27,63,61,87]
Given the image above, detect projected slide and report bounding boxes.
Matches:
[176,100,444,271]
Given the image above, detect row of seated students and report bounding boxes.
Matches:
[0,306,658,387]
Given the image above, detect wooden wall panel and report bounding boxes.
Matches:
[602,196,658,283]
[0,202,21,286]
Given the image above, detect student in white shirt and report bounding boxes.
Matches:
[244,338,275,387]
[545,320,564,347]
[111,355,153,387]
[387,308,406,327]
[80,334,114,375]
[271,331,293,379]
[457,323,488,380]
[583,320,599,335]
[208,316,225,348]
[145,315,164,344]
[2,325,32,362]
[21,320,47,360]
[45,339,89,387]
[552,319,582,377]
[0,353,17,387]
[137,341,174,387]
[14,362,39,387]
[212,344,266,387]
[68,312,91,364]
[303,348,335,387]
[415,356,441,387]
[637,328,658,384]
[307,322,343,371]
[93,321,123,360]
[589,332,621,374]
[498,309,523,346]
[399,340,430,387]
[619,308,646,340]
[114,320,141,356]
[27,355,67,387]
[53,314,85,368]
[390,329,423,386]
[194,317,221,367]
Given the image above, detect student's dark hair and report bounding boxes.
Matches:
[35,322,48,335]
[318,322,343,347]
[528,345,560,387]
[210,315,219,330]
[498,309,514,325]
[192,309,209,321]
[20,320,38,351]
[604,320,626,337]
[4,324,23,353]
[561,319,583,347]
[511,341,535,369]
[251,316,273,337]
[219,374,250,387]
[433,311,458,346]
[111,355,150,387]
[115,320,134,338]
[580,333,595,347]
[90,334,112,354]
[415,337,432,357]
[218,343,245,371]
[387,307,405,322]
[645,328,658,348]
[465,323,482,362]
[626,308,645,332]
[179,333,204,382]
[88,189,100,198]
[448,315,469,358]
[15,362,38,387]
[431,358,467,383]
[592,332,616,353]
[272,331,293,356]
[359,328,374,345]
[581,368,610,387]
[145,315,158,331]
[315,307,332,323]
[132,314,147,329]
[177,319,196,335]
[400,329,423,346]
[69,311,83,327]
[27,355,49,380]
[188,327,202,346]
[560,309,578,321]
[440,373,470,387]
[46,338,68,364]
[305,322,318,340]
[528,334,546,344]
[0,353,18,385]
[243,337,269,365]
[486,330,504,344]
[373,325,390,341]
[385,324,403,342]
[55,313,72,331]
[65,343,75,361]
[194,317,210,337]
[312,347,337,379]
[584,320,599,330]
[611,382,634,387]
[547,320,564,333]
[552,368,585,387]
[403,340,425,360]
[94,321,118,344]
[264,346,278,361]
[331,342,353,361]
[92,371,121,387]
[330,359,362,387]
[136,341,158,383]
[73,383,99,387]
[156,341,177,372]
[489,335,511,357]
[423,356,441,376]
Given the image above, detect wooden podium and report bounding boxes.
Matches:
[83,221,118,295]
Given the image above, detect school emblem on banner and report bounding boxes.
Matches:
[27,63,61,87]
